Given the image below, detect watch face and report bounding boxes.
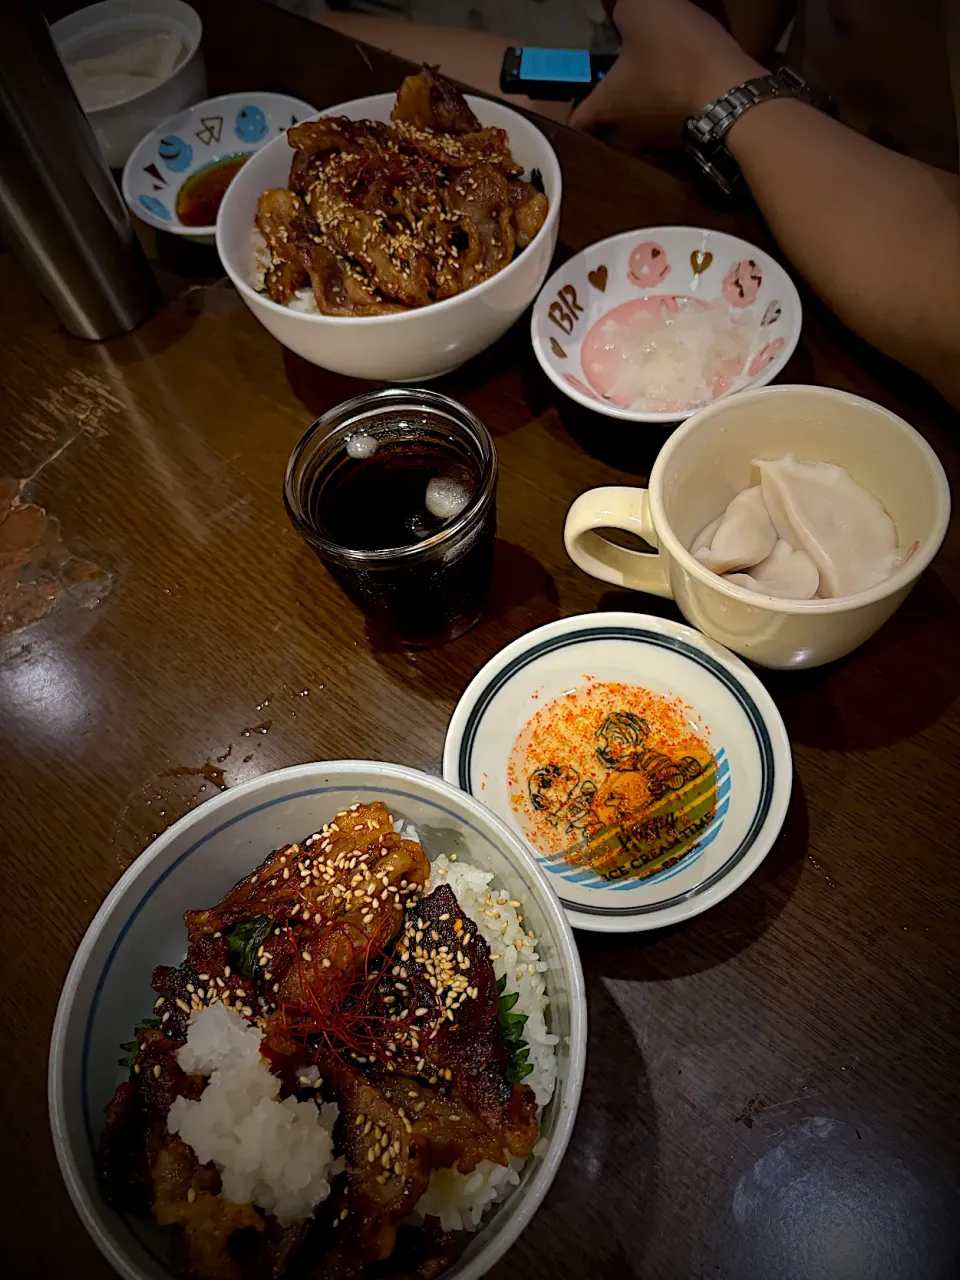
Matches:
[683,142,738,198]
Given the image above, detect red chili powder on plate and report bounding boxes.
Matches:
[507,681,717,884]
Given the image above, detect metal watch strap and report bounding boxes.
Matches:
[684,67,831,197]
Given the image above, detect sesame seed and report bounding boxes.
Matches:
[153,1064,161,1078]
[187,1188,196,1203]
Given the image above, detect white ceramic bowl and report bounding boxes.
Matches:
[531,226,802,423]
[52,0,206,169]
[216,94,562,381]
[49,761,585,1280]
[123,91,319,246]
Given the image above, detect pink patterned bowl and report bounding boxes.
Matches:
[531,226,802,424]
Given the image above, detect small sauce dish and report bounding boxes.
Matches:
[122,90,316,246]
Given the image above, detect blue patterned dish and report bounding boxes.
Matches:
[443,612,792,933]
[122,90,316,244]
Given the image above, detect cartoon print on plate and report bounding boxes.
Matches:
[581,296,756,412]
[628,241,670,287]
[158,135,192,172]
[142,162,166,189]
[531,228,803,422]
[722,258,763,307]
[748,338,785,376]
[195,116,224,146]
[235,104,268,143]
[588,264,608,291]
[690,249,713,276]
[548,283,584,335]
[563,373,601,401]
[138,194,171,221]
[507,681,724,890]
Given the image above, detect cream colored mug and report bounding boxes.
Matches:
[564,385,950,669]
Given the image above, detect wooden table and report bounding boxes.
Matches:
[6,3,959,1276]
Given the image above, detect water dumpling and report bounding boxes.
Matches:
[692,486,776,574]
[726,540,820,599]
[754,456,900,597]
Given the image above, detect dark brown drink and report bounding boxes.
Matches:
[284,391,497,647]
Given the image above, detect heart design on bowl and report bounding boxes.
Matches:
[587,264,608,291]
[690,250,713,274]
[531,226,804,424]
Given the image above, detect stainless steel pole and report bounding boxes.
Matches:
[0,1,159,339]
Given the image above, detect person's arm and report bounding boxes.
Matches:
[726,100,960,405]
[571,0,960,409]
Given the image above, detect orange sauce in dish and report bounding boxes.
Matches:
[176,153,250,227]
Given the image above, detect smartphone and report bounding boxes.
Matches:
[500,46,617,101]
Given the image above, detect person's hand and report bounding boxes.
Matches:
[571,0,765,148]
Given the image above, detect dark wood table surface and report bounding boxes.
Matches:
[6,3,959,1276]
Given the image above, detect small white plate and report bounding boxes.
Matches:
[122,90,317,244]
[443,613,792,932]
[531,226,802,423]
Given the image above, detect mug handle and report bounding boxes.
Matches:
[564,486,673,599]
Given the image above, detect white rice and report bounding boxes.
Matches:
[414,1155,525,1233]
[168,1002,339,1227]
[250,227,318,313]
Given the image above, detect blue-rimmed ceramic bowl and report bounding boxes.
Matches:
[49,761,585,1280]
[443,613,792,933]
[121,90,316,245]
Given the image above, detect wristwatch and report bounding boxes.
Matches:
[684,67,832,197]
